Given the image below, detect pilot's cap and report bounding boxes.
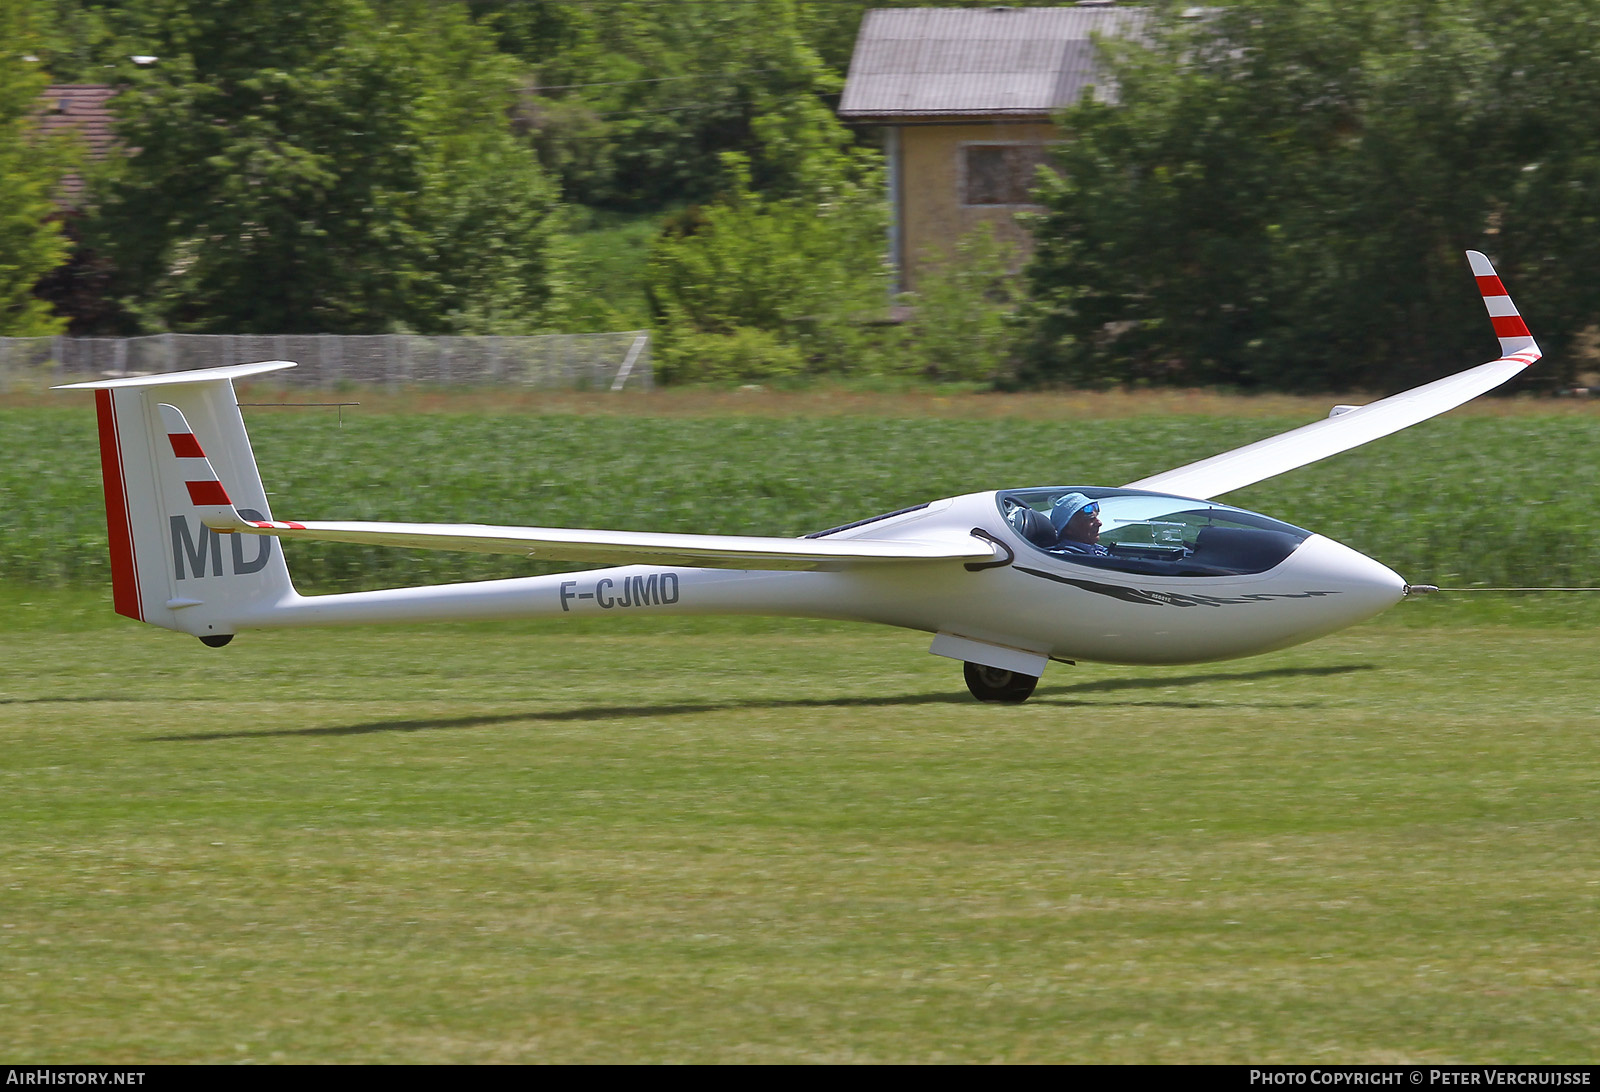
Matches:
[1050,492,1097,533]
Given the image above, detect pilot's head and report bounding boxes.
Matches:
[1050,493,1102,543]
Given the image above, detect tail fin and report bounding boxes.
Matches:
[54,362,299,642]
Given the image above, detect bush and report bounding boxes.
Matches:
[657,326,808,384]
[893,227,1023,383]
[645,154,889,381]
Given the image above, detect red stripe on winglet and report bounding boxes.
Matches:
[1476,275,1507,297]
[1491,315,1530,337]
[168,433,205,458]
[95,390,142,621]
[186,480,232,506]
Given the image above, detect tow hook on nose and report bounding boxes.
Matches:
[1403,584,1440,597]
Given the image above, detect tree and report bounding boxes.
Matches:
[645,153,888,382]
[30,1,157,83]
[90,0,562,335]
[482,0,874,211]
[1019,0,1600,391]
[0,0,75,336]
[894,226,1025,384]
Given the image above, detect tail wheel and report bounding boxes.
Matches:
[963,661,1038,703]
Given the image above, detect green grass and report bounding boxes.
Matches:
[2,596,1598,1062]
[6,391,1600,1061]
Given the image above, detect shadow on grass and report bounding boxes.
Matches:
[144,663,1375,742]
[0,695,141,705]
[1037,662,1376,698]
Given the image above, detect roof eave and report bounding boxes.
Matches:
[838,110,1059,125]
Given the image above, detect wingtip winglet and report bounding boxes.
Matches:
[1466,250,1540,362]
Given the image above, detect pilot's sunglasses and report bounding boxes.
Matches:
[1080,502,1099,516]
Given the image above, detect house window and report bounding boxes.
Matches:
[963,144,1049,206]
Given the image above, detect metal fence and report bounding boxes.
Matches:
[0,331,653,392]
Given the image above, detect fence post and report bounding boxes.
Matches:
[611,333,649,391]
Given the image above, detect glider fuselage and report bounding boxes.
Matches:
[221,488,1406,668]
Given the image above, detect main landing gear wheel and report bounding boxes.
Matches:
[963,661,1039,703]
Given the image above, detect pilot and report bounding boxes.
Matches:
[1050,493,1109,557]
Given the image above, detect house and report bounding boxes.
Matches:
[837,4,1145,292]
[31,86,123,332]
[37,84,119,207]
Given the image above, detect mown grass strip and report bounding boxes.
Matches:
[2,613,1597,1061]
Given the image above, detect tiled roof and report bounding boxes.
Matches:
[37,85,119,205]
[838,5,1148,120]
[38,85,119,158]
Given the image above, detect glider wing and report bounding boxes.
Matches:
[1124,251,1540,501]
[143,384,1000,572]
[209,515,1001,572]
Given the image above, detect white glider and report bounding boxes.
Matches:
[57,251,1539,701]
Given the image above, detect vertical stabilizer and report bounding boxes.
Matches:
[55,362,299,639]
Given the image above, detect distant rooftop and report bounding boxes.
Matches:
[838,5,1147,121]
[37,85,119,205]
[38,85,118,158]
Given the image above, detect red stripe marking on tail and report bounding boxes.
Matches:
[94,390,142,621]
[1476,275,1507,297]
[168,433,205,458]
[1491,315,1531,338]
[186,480,232,506]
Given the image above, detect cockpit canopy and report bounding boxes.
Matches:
[998,488,1313,577]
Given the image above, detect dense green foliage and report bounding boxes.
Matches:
[17,1,1600,389]
[28,1,156,81]
[646,156,889,382]
[1021,0,1600,391]
[895,227,1025,383]
[0,0,75,335]
[89,0,562,334]
[22,0,1034,379]
[471,0,946,210]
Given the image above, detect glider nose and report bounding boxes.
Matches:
[1292,534,1408,625]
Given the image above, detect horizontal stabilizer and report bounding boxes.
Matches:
[53,360,298,390]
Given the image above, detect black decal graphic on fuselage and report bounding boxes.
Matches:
[1014,566,1339,607]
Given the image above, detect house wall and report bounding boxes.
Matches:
[896,120,1057,292]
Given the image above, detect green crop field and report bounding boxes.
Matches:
[7,387,1600,613]
[4,391,1599,1062]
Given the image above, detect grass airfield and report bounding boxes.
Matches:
[5,388,1600,1061]
[4,597,1598,1063]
